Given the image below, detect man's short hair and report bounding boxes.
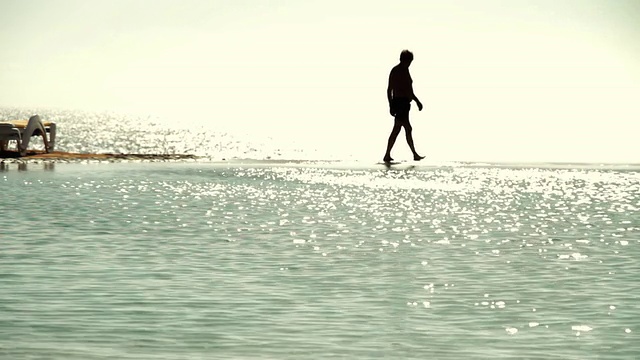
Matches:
[400,50,414,62]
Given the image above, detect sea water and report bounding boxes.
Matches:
[1,109,640,359]
[1,161,639,359]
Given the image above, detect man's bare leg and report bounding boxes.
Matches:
[384,122,402,162]
[404,124,424,161]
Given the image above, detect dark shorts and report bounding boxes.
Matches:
[390,98,411,118]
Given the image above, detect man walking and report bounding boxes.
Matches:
[384,50,425,163]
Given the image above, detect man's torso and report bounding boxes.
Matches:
[389,65,413,99]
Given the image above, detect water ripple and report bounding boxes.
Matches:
[1,163,639,359]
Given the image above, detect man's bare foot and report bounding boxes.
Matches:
[383,155,394,163]
[413,155,425,161]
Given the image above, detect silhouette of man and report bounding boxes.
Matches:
[384,50,424,162]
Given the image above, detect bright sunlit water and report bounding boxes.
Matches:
[1,108,640,359]
[1,108,321,161]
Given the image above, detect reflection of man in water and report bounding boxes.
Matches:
[384,50,425,162]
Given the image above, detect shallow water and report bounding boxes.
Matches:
[1,162,639,359]
[0,108,322,160]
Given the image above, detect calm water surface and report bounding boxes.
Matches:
[1,162,639,359]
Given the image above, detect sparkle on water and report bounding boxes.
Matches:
[1,108,639,358]
[0,108,323,160]
[2,161,639,359]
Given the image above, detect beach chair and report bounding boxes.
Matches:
[0,115,56,156]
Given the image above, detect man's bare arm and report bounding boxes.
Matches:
[412,94,423,111]
[387,71,395,115]
[387,71,394,104]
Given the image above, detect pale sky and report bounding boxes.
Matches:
[1,0,639,162]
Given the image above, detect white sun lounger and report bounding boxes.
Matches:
[0,115,56,156]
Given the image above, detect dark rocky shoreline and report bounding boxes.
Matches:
[0,151,199,167]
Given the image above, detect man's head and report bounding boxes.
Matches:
[400,50,414,64]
